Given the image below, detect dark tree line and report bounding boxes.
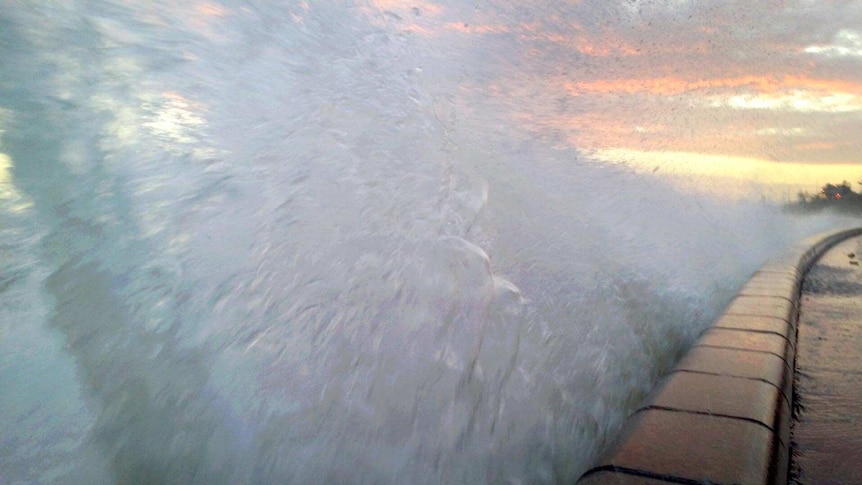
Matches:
[788,180,862,213]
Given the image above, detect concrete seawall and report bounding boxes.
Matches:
[576,227,862,485]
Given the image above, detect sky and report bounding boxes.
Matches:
[360,0,862,199]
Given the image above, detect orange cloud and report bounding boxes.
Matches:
[195,2,229,17]
[569,35,641,56]
[362,0,445,36]
[565,75,862,96]
[368,0,444,17]
[368,0,411,9]
[444,22,511,35]
[516,21,643,57]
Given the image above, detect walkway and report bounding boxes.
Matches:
[791,235,862,484]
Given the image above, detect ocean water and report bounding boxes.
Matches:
[0,2,855,484]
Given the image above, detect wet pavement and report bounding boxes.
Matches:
[791,235,862,484]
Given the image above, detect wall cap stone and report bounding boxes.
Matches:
[576,227,862,485]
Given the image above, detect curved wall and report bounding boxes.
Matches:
[576,227,862,485]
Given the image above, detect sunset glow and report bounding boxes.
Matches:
[367,0,862,198]
[590,148,862,196]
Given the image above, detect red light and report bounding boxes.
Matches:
[835,193,842,199]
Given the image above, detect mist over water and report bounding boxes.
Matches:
[1,2,857,484]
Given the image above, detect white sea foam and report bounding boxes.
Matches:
[0,2,855,484]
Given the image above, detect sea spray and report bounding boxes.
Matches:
[0,2,857,484]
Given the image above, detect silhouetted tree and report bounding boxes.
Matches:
[786,180,862,214]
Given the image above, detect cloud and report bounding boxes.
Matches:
[443,22,511,35]
[562,74,862,113]
[804,29,862,57]
[565,75,862,97]
[716,91,862,113]
[356,0,862,172]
